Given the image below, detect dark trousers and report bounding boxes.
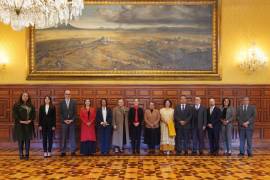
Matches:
[42,126,53,152]
[61,123,76,153]
[207,127,220,153]
[98,126,112,154]
[239,128,253,155]
[176,128,189,152]
[18,140,30,157]
[130,126,141,153]
[192,128,204,153]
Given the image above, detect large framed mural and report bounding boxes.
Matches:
[27,0,220,80]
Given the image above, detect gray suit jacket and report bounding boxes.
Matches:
[192,105,207,129]
[220,106,234,124]
[236,105,256,129]
[60,99,77,124]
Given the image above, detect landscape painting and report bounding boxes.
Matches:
[28,0,220,80]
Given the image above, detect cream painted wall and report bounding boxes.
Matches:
[0,0,270,84]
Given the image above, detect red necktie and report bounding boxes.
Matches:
[134,107,139,123]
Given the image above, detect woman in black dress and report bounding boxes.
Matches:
[13,92,36,160]
[38,96,56,158]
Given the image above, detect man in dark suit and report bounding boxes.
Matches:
[207,98,221,156]
[174,95,192,155]
[60,90,77,156]
[191,97,207,155]
[237,97,256,157]
[96,99,113,155]
[128,99,144,154]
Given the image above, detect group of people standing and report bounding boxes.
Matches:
[12,90,256,160]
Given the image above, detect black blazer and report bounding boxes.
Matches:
[95,107,113,128]
[38,105,56,128]
[128,107,144,127]
[174,104,193,129]
[207,106,222,129]
[192,105,207,129]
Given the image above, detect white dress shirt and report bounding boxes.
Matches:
[45,104,49,115]
[243,105,248,111]
[181,104,186,111]
[65,99,70,108]
[102,107,107,123]
[210,106,215,115]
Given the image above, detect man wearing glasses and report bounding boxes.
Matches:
[60,90,77,156]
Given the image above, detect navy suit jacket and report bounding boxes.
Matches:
[207,106,221,129]
[95,107,113,128]
[174,104,193,129]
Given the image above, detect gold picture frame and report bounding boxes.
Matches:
[27,0,221,81]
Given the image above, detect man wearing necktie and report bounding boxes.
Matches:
[207,98,221,156]
[60,90,77,156]
[191,97,207,155]
[174,95,192,155]
[128,99,144,154]
[237,97,256,157]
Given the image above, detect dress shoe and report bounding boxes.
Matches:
[71,152,76,156]
[61,153,66,157]
[19,155,24,160]
[44,152,48,158]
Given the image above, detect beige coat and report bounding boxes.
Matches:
[144,109,160,128]
[112,106,130,147]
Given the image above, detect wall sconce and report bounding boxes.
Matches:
[0,51,8,70]
[239,43,267,73]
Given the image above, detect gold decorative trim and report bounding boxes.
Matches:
[27,0,221,81]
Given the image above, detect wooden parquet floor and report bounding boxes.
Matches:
[0,148,270,180]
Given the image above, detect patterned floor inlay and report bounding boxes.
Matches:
[0,149,270,179]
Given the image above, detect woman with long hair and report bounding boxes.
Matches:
[221,98,234,156]
[38,96,56,158]
[80,99,96,155]
[13,92,36,160]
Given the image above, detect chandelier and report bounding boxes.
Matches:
[0,0,84,31]
[239,43,267,73]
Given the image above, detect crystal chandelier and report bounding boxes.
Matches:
[239,43,267,73]
[0,0,84,31]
